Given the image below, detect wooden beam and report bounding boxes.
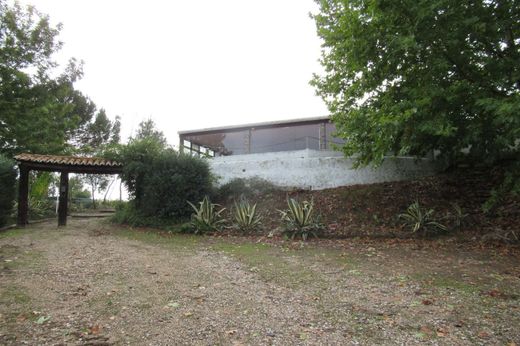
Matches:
[17,165,29,227]
[58,171,69,226]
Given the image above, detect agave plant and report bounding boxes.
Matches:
[187,196,226,234]
[279,198,323,240]
[232,199,262,232]
[399,201,446,236]
[450,202,469,230]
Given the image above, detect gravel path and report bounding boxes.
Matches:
[1,218,519,345]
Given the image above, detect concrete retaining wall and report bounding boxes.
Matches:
[209,149,437,190]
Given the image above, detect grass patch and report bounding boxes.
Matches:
[0,285,31,305]
[414,274,479,294]
[0,244,45,272]
[0,227,34,239]
[114,227,201,250]
[212,242,322,288]
[86,294,123,316]
[300,246,359,269]
[0,284,32,322]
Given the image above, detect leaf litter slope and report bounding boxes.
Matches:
[0,218,519,345]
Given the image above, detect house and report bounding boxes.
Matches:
[178,117,435,190]
[178,116,341,157]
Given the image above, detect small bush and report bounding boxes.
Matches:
[141,151,212,219]
[399,201,446,236]
[449,203,469,230]
[28,197,55,219]
[216,177,277,202]
[231,199,262,232]
[111,201,179,229]
[0,155,16,227]
[187,196,226,234]
[279,198,324,240]
[117,139,213,223]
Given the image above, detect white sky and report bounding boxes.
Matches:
[18,0,328,147]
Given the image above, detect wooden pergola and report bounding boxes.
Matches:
[14,153,123,227]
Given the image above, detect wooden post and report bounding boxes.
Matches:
[17,165,29,227]
[58,171,69,226]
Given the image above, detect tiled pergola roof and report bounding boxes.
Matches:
[15,153,122,167]
[14,153,123,174]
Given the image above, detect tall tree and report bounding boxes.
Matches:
[78,110,121,208]
[119,120,169,206]
[311,0,520,201]
[134,119,167,146]
[0,0,87,156]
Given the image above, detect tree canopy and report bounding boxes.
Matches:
[311,0,519,170]
[0,0,119,157]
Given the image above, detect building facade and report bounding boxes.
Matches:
[178,117,436,190]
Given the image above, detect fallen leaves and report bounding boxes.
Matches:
[89,325,101,335]
[478,331,490,339]
[34,315,51,324]
[419,325,433,336]
[436,327,448,337]
[421,299,433,305]
[165,301,180,309]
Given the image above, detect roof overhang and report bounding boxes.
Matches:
[178,116,330,137]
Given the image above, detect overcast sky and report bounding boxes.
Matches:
[19,0,328,147]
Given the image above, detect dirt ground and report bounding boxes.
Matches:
[1,218,519,345]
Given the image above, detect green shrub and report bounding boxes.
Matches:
[28,197,55,219]
[449,203,469,230]
[399,201,446,236]
[231,199,262,232]
[117,140,213,222]
[216,177,277,201]
[0,155,16,227]
[111,201,177,229]
[187,196,226,234]
[279,198,324,240]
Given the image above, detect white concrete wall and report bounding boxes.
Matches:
[209,149,437,190]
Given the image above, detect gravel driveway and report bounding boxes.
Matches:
[1,218,519,345]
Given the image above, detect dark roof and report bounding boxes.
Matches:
[15,153,122,167]
[178,116,330,136]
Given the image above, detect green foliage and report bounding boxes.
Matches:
[0,1,119,157]
[449,203,469,230]
[0,1,79,155]
[28,197,54,219]
[69,176,91,199]
[80,174,111,209]
[141,151,212,219]
[216,177,277,202]
[114,121,213,224]
[187,196,226,234]
[483,161,520,212]
[312,0,520,197]
[134,119,167,147]
[231,199,262,232]
[113,120,169,205]
[279,198,324,240]
[0,155,16,227]
[399,201,446,236]
[27,172,56,219]
[111,201,176,229]
[30,172,53,199]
